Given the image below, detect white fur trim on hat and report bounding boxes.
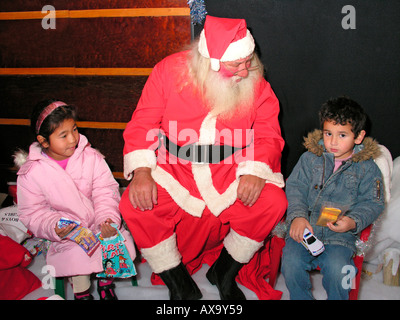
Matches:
[198,29,255,72]
[220,30,255,62]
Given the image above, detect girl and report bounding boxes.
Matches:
[15,99,136,300]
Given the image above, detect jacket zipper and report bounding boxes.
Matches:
[376,180,381,200]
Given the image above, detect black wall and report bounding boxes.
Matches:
[194,0,400,177]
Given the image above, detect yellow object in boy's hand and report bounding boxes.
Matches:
[316,207,342,227]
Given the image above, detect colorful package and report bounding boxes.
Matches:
[65,225,100,257]
[96,224,136,279]
[58,217,100,256]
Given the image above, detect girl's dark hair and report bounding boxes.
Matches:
[319,96,367,137]
[31,99,77,141]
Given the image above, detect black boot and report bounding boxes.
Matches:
[158,263,202,300]
[206,247,246,300]
[97,279,118,300]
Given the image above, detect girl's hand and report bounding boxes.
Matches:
[289,217,313,243]
[327,216,356,233]
[100,219,117,239]
[237,174,266,207]
[55,222,76,239]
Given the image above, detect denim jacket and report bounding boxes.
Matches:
[285,129,385,252]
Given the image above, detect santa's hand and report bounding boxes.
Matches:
[237,174,265,207]
[129,167,158,211]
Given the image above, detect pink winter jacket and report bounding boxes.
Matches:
[16,134,135,277]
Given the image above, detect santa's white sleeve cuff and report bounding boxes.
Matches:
[123,149,157,180]
[236,160,285,188]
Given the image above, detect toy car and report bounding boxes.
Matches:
[302,228,325,256]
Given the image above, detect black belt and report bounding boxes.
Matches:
[162,135,241,164]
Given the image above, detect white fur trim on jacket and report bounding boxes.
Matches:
[151,166,206,217]
[192,163,238,217]
[374,144,393,203]
[223,229,263,263]
[123,149,157,180]
[236,160,285,188]
[141,234,181,274]
[198,113,217,145]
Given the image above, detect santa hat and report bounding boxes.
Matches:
[198,15,255,72]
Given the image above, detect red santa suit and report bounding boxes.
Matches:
[120,16,287,299]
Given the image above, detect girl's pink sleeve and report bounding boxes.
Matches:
[17,174,62,242]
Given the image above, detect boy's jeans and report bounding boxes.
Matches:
[281,238,356,300]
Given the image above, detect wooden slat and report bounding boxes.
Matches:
[0,119,30,126]
[0,17,191,68]
[0,0,189,12]
[78,121,126,129]
[112,172,125,179]
[0,119,127,130]
[0,76,146,122]
[0,8,190,20]
[0,68,153,76]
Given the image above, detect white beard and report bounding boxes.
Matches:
[203,70,258,120]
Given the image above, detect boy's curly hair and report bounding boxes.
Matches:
[319,96,367,137]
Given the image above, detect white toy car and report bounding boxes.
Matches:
[302,228,325,256]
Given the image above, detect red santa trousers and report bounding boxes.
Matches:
[120,181,287,299]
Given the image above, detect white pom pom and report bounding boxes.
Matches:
[210,58,220,71]
[13,149,28,168]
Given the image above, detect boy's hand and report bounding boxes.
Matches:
[290,217,313,243]
[327,216,356,233]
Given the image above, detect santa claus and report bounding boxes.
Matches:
[119,15,287,300]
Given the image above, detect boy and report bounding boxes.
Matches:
[281,96,385,299]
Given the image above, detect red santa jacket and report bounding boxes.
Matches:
[123,51,285,218]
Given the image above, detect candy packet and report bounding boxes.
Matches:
[65,225,100,256]
[57,217,80,229]
[316,202,348,227]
